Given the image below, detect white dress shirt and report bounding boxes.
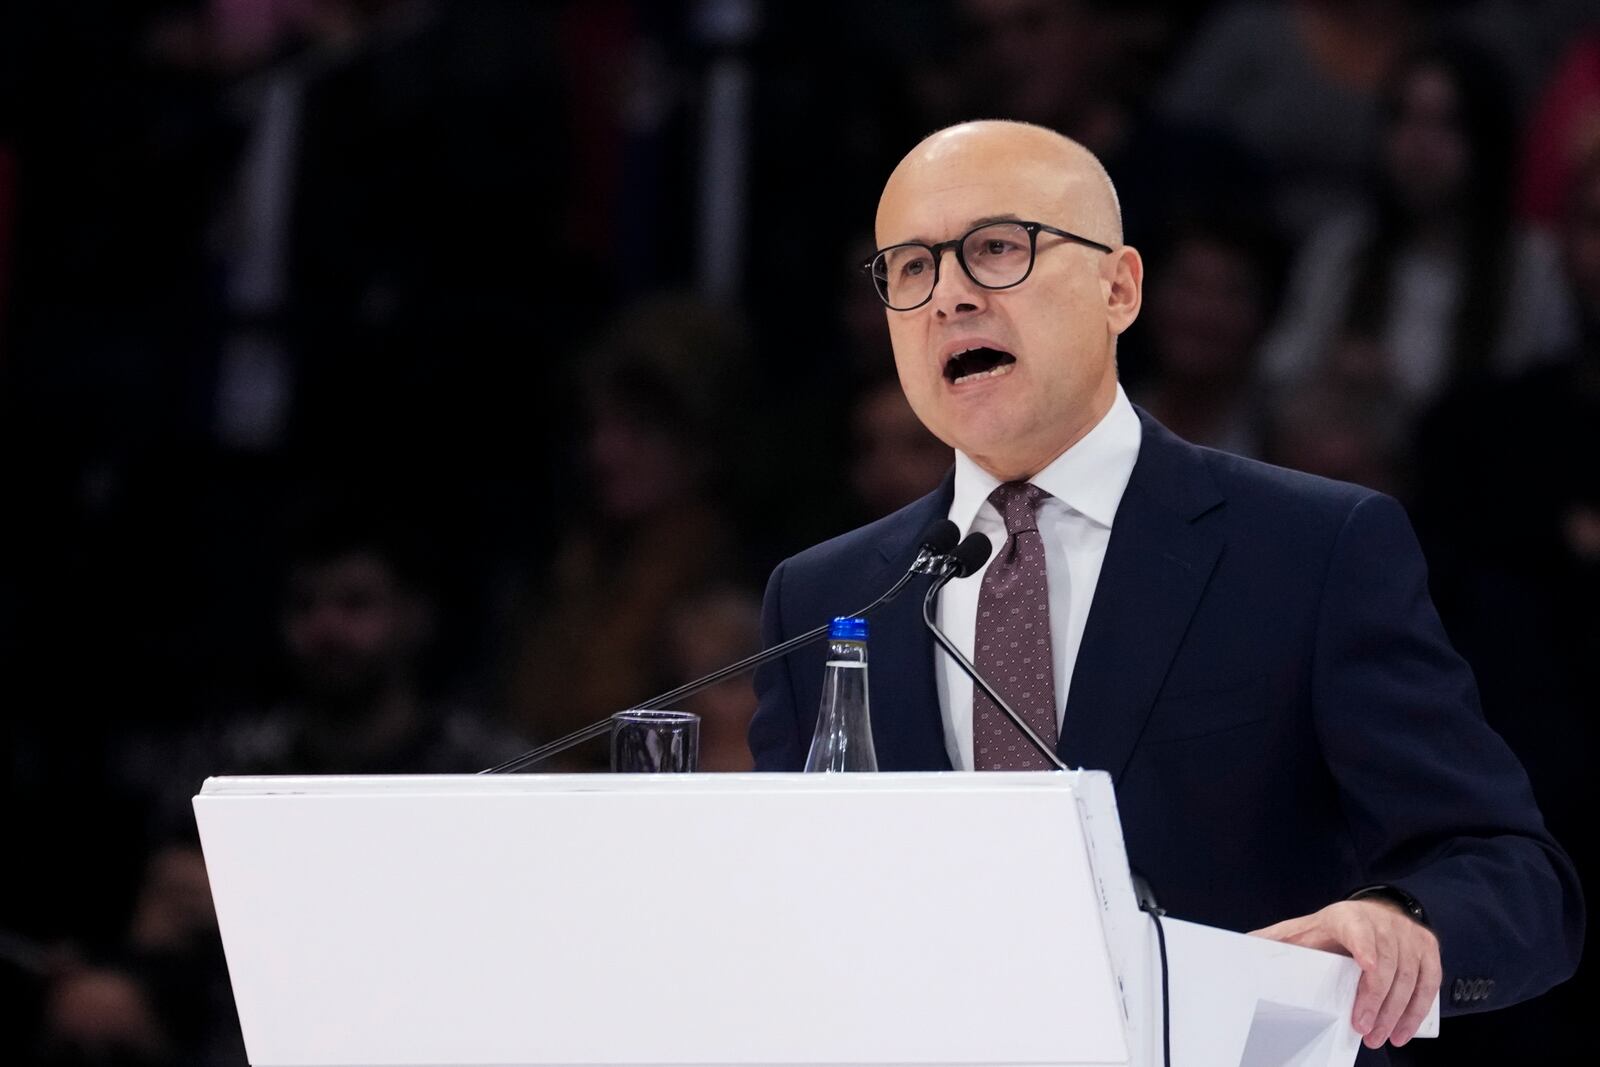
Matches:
[935,385,1143,770]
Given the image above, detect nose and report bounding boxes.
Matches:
[929,246,986,319]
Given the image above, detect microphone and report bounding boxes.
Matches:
[948,531,993,577]
[909,519,961,574]
[919,531,1071,771]
[905,527,985,583]
[482,518,965,774]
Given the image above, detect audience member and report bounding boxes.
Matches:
[952,2,1261,248]
[1159,0,1420,235]
[109,498,519,841]
[1262,376,1409,497]
[1517,30,1600,226]
[35,964,172,1067]
[1415,147,1600,570]
[29,840,245,1067]
[506,296,752,768]
[952,0,1121,152]
[1127,217,1284,457]
[186,506,519,784]
[1395,144,1600,1067]
[1411,147,1600,808]
[84,502,518,1067]
[837,232,897,379]
[662,585,764,772]
[849,376,954,520]
[1260,38,1577,412]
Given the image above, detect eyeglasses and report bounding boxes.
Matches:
[865,220,1114,311]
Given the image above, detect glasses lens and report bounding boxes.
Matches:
[873,245,937,309]
[962,223,1034,288]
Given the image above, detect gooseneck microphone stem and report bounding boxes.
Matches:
[482,524,961,775]
[920,571,1072,772]
[481,719,615,774]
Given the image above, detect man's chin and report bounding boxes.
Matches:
[939,417,1025,469]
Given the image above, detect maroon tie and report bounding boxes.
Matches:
[973,482,1059,770]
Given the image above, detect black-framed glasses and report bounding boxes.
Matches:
[864,220,1114,311]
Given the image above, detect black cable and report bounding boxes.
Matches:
[1142,902,1172,1067]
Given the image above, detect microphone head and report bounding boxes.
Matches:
[918,518,961,556]
[951,532,992,577]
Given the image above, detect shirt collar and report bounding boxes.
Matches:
[949,384,1143,533]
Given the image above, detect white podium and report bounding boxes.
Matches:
[194,771,1436,1067]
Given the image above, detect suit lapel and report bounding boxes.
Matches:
[1060,412,1225,781]
[870,474,956,771]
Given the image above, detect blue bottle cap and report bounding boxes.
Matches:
[829,616,868,641]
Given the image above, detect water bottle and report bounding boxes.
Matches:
[803,617,879,772]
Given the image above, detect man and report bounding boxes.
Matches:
[749,121,1582,1059]
[183,510,522,785]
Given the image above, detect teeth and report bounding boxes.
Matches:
[953,362,1015,384]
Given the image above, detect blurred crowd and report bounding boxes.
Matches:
[1,1,1596,1063]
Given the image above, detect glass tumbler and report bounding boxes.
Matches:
[609,710,700,773]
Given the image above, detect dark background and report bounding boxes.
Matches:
[1,1,1596,1062]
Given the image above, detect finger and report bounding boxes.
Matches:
[1350,921,1394,1038]
[1247,916,1308,940]
[1366,942,1420,1048]
[1251,916,1336,952]
[1391,943,1443,1046]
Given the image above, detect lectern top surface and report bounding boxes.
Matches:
[198,768,1094,798]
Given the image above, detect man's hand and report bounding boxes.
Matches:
[1250,899,1441,1049]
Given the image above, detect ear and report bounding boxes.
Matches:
[1105,245,1143,335]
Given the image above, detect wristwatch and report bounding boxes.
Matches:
[1348,884,1430,926]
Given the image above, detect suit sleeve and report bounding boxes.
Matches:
[1311,492,1584,1013]
[749,558,806,771]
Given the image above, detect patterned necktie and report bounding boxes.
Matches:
[973,481,1059,770]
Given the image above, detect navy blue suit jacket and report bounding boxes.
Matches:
[751,411,1582,1023]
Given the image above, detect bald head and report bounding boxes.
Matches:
[876,121,1122,248]
[869,119,1143,482]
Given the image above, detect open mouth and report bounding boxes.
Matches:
[944,346,1017,384]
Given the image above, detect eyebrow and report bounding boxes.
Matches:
[898,213,1025,246]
